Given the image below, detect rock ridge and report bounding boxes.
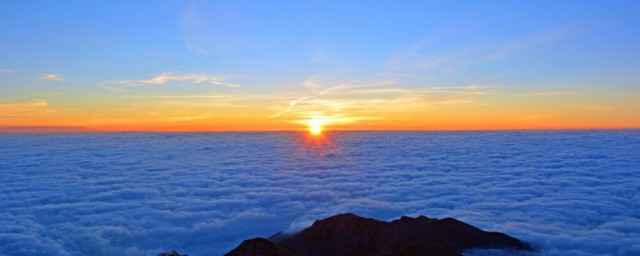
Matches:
[224,213,531,256]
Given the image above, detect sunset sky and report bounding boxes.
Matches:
[1,1,638,132]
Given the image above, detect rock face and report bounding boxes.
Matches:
[158,250,188,256]
[225,238,295,256]
[225,213,531,256]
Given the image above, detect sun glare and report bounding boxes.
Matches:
[309,122,323,135]
[302,117,332,136]
[300,116,348,136]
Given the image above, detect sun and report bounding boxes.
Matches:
[308,120,323,135]
[300,115,346,136]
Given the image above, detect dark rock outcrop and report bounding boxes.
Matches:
[225,238,296,256]
[225,213,531,256]
[158,250,188,256]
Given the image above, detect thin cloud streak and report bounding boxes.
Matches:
[517,91,577,97]
[386,37,467,70]
[0,100,48,108]
[483,26,578,61]
[40,74,64,81]
[386,25,577,73]
[269,76,496,126]
[108,73,240,87]
[269,79,360,118]
[0,100,50,117]
[121,95,230,99]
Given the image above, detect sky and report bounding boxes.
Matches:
[0,0,639,132]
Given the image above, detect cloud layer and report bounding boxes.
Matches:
[0,131,639,255]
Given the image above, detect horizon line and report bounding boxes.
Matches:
[0,126,638,134]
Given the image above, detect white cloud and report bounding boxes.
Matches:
[40,74,64,81]
[1,131,638,255]
[0,68,15,73]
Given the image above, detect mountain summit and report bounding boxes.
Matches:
[224,213,532,256]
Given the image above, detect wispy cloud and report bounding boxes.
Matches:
[570,104,615,111]
[386,37,466,70]
[0,68,15,73]
[483,26,577,61]
[269,77,360,118]
[0,100,48,108]
[121,95,230,99]
[0,100,49,116]
[517,91,577,97]
[386,37,433,69]
[181,2,248,55]
[109,73,240,87]
[312,50,329,63]
[100,72,241,92]
[269,76,495,125]
[386,25,578,73]
[40,74,64,81]
[302,75,322,89]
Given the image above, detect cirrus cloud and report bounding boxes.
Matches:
[109,73,240,87]
[100,73,240,92]
[98,72,241,92]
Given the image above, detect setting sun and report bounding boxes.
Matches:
[300,116,344,135]
[308,120,323,135]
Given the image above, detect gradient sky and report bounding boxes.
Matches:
[1,1,639,132]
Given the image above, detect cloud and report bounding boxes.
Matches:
[0,68,15,73]
[181,2,249,55]
[99,73,241,92]
[386,25,578,73]
[302,75,322,89]
[269,77,361,118]
[120,95,230,99]
[108,73,240,88]
[483,26,577,61]
[312,50,328,63]
[0,100,48,108]
[1,131,639,255]
[386,37,466,70]
[0,100,49,116]
[570,105,615,112]
[516,91,577,97]
[40,74,64,81]
[269,76,494,123]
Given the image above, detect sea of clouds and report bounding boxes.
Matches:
[1,131,639,255]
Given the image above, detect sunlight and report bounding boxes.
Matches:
[297,115,354,136]
[309,120,323,135]
[299,116,335,136]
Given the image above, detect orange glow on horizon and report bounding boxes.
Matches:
[1,96,639,133]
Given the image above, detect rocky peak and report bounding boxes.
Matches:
[223,213,532,256]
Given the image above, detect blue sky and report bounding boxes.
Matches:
[0,1,639,130]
